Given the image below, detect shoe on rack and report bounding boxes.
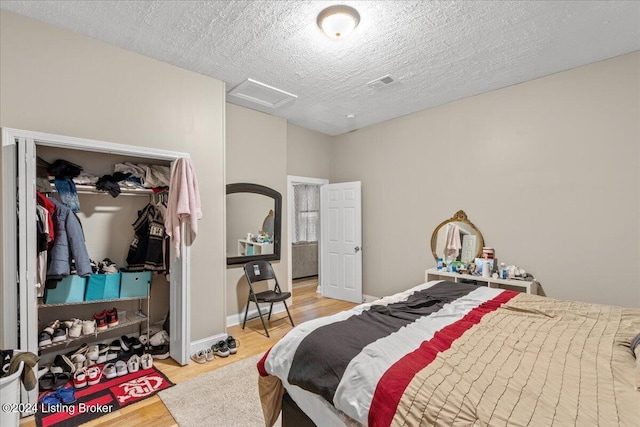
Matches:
[94,311,108,332]
[140,354,153,370]
[100,258,119,274]
[106,308,119,328]
[103,363,117,379]
[86,345,99,361]
[147,344,170,360]
[212,340,229,358]
[149,330,169,347]
[86,366,101,386]
[115,360,128,376]
[51,354,75,375]
[70,354,87,371]
[51,327,67,343]
[127,355,140,373]
[38,332,52,348]
[62,318,80,329]
[73,369,87,389]
[68,320,83,338]
[121,335,143,356]
[226,336,239,355]
[82,319,96,336]
[43,320,60,336]
[109,340,122,351]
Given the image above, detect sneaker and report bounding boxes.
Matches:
[68,320,83,338]
[212,340,229,358]
[103,363,117,379]
[140,354,153,370]
[94,311,108,332]
[86,366,101,386]
[147,344,170,360]
[115,360,127,376]
[51,327,67,343]
[43,320,60,336]
[106,308,119,328]
[122,335,143,356]
[204,348,215,362]
[70,354,86,371]
[109,340,122,351]
[86,345,99,361]
[149,330,169,347]
[127,355,140,373]
[100,258,119,274]
[226,336,238,355]
[73,369,87,389]
[82,319,96,336]
[190,350,207,364]
[38,332,52,347]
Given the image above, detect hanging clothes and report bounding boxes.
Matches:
[126,203,166,272]
[46,197,92,279]
[165,158,202,258]
[36,191,55,243]
[36,205,51,297]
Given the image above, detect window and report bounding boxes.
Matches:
[293,184,320,242]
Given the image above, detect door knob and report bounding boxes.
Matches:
[355,246,361,253]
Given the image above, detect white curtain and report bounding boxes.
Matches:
[293,184,320,242]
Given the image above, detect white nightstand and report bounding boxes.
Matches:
[425,268,538,295]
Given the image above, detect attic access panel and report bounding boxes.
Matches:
[227,78,298,108]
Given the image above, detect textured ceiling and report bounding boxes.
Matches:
[1,1,639,135]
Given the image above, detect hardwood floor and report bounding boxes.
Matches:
[21,283,356,427]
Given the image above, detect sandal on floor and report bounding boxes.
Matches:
[190,350,206,364]
[55,387,76,404]
[40,393,61,408]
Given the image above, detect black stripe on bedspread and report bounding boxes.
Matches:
[287,281,478,403]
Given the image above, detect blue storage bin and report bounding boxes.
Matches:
[120,271,151,298]
[85,273,121,301]
[44,275,86,304]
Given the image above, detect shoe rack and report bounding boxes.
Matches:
[37,294,150,358]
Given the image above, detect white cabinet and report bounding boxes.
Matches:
[425,268,539,295]
[237,239,273,256]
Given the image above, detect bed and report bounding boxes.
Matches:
[257,280,640,427]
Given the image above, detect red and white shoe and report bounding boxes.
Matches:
[106,308,119,328]
[86,366,101,386]
[73,369,87,389]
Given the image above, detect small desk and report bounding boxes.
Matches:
[425,268,538,295]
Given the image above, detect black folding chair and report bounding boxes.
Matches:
[242,260,294,337]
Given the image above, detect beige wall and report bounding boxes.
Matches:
[0,10,227,340]
[226,104,288,322]
[287,124,333,179]
[332,52,640,308]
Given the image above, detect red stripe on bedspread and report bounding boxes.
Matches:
[368,290,518,427]
[257,347,273,377]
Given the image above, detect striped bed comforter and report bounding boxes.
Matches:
[258,281,640,427]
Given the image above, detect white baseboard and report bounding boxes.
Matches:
[363,294,379,303]
[190,332,227,355]
[226,303,286,327]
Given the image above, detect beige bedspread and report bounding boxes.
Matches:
[260,291,640,427]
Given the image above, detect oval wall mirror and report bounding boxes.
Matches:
[226,183,282,266]
[430,210,484,263]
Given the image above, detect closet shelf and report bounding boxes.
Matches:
[48,183,156,196]
[38,295,149,308]
[38,313,148,352]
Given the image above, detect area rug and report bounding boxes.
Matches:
[35,364,174,427]
[159,354,280,427]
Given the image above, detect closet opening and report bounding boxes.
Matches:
[1,128,191,413]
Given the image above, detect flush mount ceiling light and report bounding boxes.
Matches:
[317,5,360,39]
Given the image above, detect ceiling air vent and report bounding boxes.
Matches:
[228,78,298,108]
[366,74,396,89]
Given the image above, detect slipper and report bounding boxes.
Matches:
[40,393,60,408]
[39,372,56,390]
[190,350,206,364]
[55,387,76,404]
[52,372,71,390]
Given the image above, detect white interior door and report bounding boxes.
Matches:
[321,182,362,303]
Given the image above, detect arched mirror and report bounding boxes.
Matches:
[226,183,282,266]
[431,210,484,263]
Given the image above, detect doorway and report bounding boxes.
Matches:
[286,176,328,297]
